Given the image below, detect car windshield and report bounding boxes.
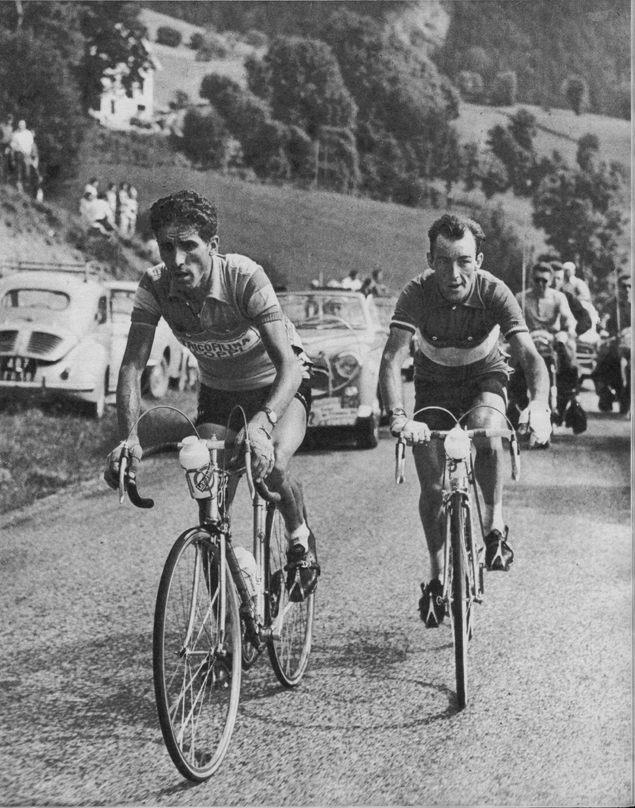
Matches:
[373,298,396,328]
[1,288,70,311]
[279,293,367,330]
[111,289,135,321]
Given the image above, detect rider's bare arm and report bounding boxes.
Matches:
[508,331,550,404]
[117,322,156,441]
[379,326,413,411]
[250,318,302,433]
[557,293,578,337]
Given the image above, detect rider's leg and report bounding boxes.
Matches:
[413,442,446,580]
[467,391,507,535]
[265,397,307,535]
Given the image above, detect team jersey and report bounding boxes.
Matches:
[131,253,310,391]
[391,269,528,381]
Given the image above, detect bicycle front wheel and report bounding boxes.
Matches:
[449,495,472,711]
[265,506,315,687]
[153,529,242,781]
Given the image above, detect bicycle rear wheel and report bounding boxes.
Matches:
[449,494,473,711]
[265,506,315,687]
[154,529,241,781]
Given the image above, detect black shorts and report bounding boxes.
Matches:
[414,371,508,430]
[196,380,312,429]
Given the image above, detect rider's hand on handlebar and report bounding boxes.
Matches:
[390,411,431,445]
[518,401,552,448]
[230,422,275,480]
[104,439,143,489]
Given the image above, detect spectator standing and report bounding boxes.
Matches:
[10,119,34,191]
[551,262,593,336]
[562,261,592,303]
[116,181,130,230]
[340,269,362,291]
[364,268,388,297]
[106,182,117,216]
[84,177,99,198]
[120,185,138,238]
[28,128,44,201]
[80,191,117,235]
[0,114,14,181]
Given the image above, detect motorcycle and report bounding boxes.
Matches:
[507,329,587,434]
[592,327,631,415]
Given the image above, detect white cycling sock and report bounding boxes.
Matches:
[288,521,309,550]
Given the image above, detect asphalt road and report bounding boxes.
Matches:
[0,385,631,807]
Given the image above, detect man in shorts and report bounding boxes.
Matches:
[104,189,319,599]
[380,213,550,627]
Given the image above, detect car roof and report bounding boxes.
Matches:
[0,271,105,295]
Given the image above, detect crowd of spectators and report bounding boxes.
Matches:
[320,268,388,297]
[79,177,138,239]
[1,114,43,201]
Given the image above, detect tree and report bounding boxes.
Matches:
[562,75,589,116]
[473,203,524,292]
[576,133,600,173]
[490,71,517,106]
[181,107,230,169]
[532,156,627,287]
[318,9,459,193]
[0,29,85,180]
[78,2,153,112]
[248,36,357,138]
[486,108,537,196]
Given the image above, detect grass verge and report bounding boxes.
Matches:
[0,389,198,514]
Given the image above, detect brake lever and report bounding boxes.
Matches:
[118,443,154,509]
[118,445,130,505]
[395,438,406,484]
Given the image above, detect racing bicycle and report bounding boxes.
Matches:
[395,406,520,710]
[117,406,315,781]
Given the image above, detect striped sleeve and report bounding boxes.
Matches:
[236,261,283,325]
[131,271,162,326]
[492,283,528,339]
[390,279,420,334]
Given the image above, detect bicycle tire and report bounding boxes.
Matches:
[265,505,315,687]
[153,529,241,781]
[449,494,471,711]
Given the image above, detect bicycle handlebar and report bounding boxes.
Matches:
[395,427,520,484]
[118,439,281,509]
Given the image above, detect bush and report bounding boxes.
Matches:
[85,125,181,167]
[156,26,182,48]
[243,29,268,49]
[189,32,205,50]
[562,75,589,116]
[181,108,230,169]
[490,71,518,106]
[456,70,484,103]
[195,32,230,61]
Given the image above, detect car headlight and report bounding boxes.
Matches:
[334,353,360,379]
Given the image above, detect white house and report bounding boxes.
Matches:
[90,45,162,130]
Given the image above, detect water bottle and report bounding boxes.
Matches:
[179,435,212,499]
[233,546,258,600]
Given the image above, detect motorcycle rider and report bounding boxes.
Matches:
[562,261,592,304]
[515,262,586,432]
[592,271,632,413]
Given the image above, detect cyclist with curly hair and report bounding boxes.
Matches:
[380,213,550,627]
[104,189,319,599]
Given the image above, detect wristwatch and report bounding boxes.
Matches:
[261,407,278,428]
[388,407,407,419]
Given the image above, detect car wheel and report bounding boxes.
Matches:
[143,358,169,400]
[356,414,378,449]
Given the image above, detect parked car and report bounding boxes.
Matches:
[277,289,387,448]
[0,267,193,418]
[373,295,415,381]
[106,280,196,398]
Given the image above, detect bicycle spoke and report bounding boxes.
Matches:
[266,506,314,687]
[154,531,241,781]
